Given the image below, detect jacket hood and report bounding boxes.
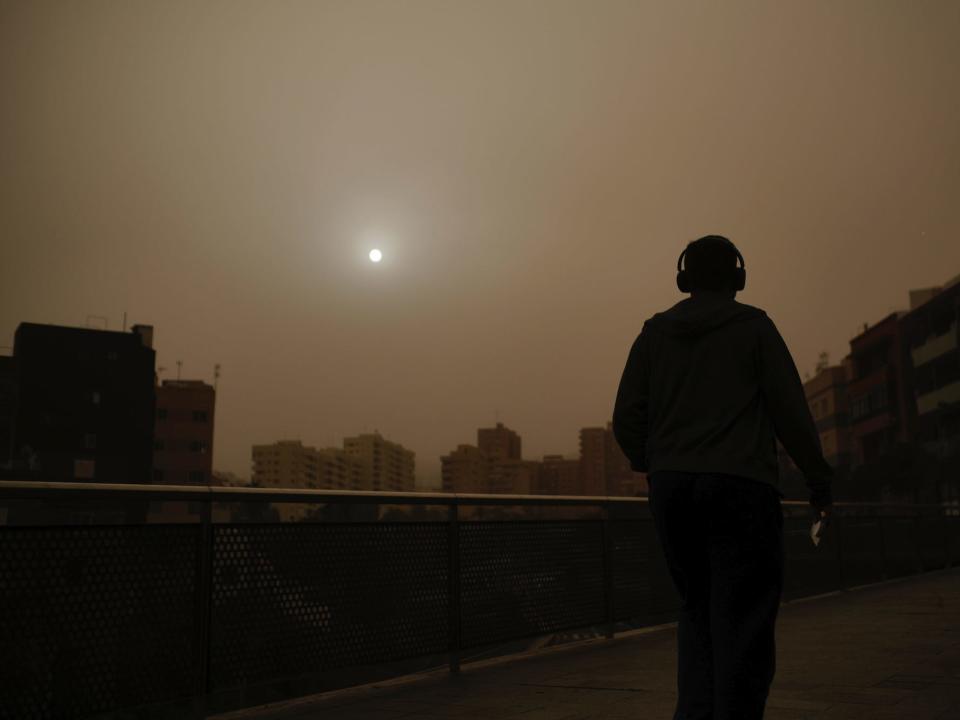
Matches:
[645,297,765,338]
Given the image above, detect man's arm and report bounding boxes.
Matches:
[613,326,651,472]
[757,316,834,509]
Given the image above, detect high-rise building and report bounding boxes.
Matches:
[251,440,368,522]
[441,423,530,494]
[343,432,416,492]
[440,444,489,493]
[900,274,960,454]
[579,422,645,496]
[477,422,521,462]
[847,312,912,464]
[803,361,853,471]
[10,322,156,484]
[487,458,539,494]
[315,447,365,490]
[153,379,216,484]
[0,355,15,474]
[536,454,581,495]
[254,440,326,488]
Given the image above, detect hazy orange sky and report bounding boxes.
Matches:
[2,1,958,487]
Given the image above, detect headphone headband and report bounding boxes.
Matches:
[677,235,745,273]
[676,235,746,293]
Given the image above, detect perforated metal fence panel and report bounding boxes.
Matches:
[883,516,920,578]
[209,522,449,692]
[838,518,885,587]
[610,519,678,623]
[0,525,199,720]
[459,521,605,649]
[918,514,949,570]
[783,514,842,600]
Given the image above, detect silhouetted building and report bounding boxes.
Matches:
[343,432,416,492]
[152,379,215,484]
[900,274,960,455]
[488,457,539,494]
[442,423,538,494]
[441,443,489,493]
[847,312,912,464]
[579,422,646,496]
[10,322,155,483]
[477,422,522,462]
[0,355,15,473]
[211,470,249,486]
[253,439,362,490]
[803,360,853,471]
[536,454,581,495]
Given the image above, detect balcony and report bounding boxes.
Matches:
[0,481,958,719]
[912,324,958,368]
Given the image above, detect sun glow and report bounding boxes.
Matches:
[369,248,382,263]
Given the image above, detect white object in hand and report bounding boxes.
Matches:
[810,519,824,547]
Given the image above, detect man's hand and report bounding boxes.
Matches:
[811,502,832,545]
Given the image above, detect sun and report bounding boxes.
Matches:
[369,248,382,263]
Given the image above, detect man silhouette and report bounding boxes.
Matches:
[612,235,833,720]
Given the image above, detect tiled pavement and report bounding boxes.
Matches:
[215,567,960,720]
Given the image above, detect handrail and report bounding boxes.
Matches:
[0,479,951,508]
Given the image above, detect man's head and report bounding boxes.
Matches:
[676,235,745,297]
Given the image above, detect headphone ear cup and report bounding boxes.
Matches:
[677,270,690,293]
[733,268,746,291]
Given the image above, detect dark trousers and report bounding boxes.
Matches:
[647,471,784,720]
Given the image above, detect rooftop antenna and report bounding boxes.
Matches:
[176,360,183,380]
[815,351,830,374]
[86,315,108,330]
[214,363,221,391]
[122,311,127,332]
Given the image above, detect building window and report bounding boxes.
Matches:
[154,439,165,451]
[83,433,97,449]
[189,440,202,453]
[189,470,206,484]
[192,410,208,422]
[157,408,168,420]
[153,469,164,483]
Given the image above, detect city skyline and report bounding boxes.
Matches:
[3,1,959,487]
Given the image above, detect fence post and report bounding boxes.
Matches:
[194,497,214,711]
[913,514,923,574]
[448,501,461,673]
[943,509,951,569]
[834,510,845,591]
[877,513,888,581]
[602,502,614,639]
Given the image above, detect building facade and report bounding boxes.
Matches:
[580,422,646,496]
[440,443,490,493]
[10,322,156,484]
[343,432,416,492]
[536,454,582,495]
[803,361,853,472]
[900,275,960,455]
[152,379,216,484]
[477,422,522,462]
[846,312,912,464]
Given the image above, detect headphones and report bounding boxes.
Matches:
[676,235,746,293]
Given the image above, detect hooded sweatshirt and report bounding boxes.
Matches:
[612,295,833,507]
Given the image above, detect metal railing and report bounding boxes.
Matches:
[0,480,958,719]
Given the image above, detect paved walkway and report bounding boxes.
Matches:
[216,568,960,720]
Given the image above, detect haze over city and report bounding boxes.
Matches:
[2,0,959,487]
